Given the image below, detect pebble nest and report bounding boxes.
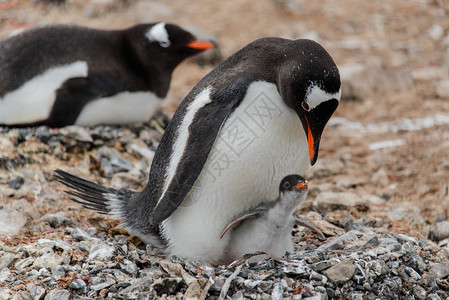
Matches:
[0,120,449,299]
[1,222,449,299]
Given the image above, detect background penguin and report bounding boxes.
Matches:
[219,175,324,264]
[0,22,214,127]
[55,37,341,264]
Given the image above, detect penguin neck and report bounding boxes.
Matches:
[268,192,304,228]
[122,35,172,98]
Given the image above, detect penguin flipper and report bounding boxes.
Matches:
[148,80,248,224]
[54,169,134,215]
[220,209,266,239]
[294,216,325,240]
[47,76,121,127]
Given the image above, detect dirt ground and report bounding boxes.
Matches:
[1,0,449,247]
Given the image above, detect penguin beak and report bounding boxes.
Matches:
[185,40,215,50]
[294,181,308,190]
[305,116,319,166]
[300,99,339,166]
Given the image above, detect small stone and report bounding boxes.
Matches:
[412,67,448,81]
[37,239,72,252]
[90,277,116,291]
[428,221,449,242]
[44,288,71,300]
[0,208,27,234]
[338,62,369,101]
[14,258,34,270]
[413,284,427,300]
[152,277,182,294]
[314,192,366,212]
[0,253,16,270]
[39,212,75,228]
[0,269,12,283]
[372,168,389,186]
[324,261,357,284]
[396,234,419,245]
[428,24,444,40]
[71,228,92,241]
[33,253,64,269]
[89,242,115,260]
[0,137,14,152]
[59,126,93,143]
[110,157,133,173]
[436,80,449,98]
[68,278,87,290]
[51,265,66,279]
[119,277,153,298]
[271,282,283,300]
[8,176,24,190]
[0,289,11,300]
[26,285,45,300]
[128,143,155,162]
[428,263,449,279]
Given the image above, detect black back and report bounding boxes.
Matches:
[0,23,203,98]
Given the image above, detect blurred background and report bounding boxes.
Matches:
[1,0,449,244]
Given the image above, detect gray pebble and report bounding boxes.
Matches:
[324,261,357,284]
[39,212,75,228]
[68,278,86,290]
[44,288,71,300]
[90,276,116,291]
[8,176,24,190]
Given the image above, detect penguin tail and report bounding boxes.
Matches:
[54,169,133,217]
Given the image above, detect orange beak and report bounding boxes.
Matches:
[186,40,215,50]
[294,181,308,190]
[305,116,315,163]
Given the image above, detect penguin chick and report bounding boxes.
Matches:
[220,175,324,264]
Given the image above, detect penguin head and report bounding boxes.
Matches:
[280,175,308,194]
[144,22,215,66]
[279,39,341,166]
[279,175,309,210]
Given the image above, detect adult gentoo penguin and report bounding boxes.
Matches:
[55,37,341,264]
[219,175,324,264]
[0,22,214,127]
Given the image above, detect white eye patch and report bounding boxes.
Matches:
[146,22,171,48]
[304,84,341,111]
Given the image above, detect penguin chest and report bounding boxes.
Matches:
[162,81,309,262]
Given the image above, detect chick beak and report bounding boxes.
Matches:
[293,181,308,190]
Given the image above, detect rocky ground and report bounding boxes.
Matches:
[1,0,449,299]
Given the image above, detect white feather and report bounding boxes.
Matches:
[161,81,309,264]
[74,91,162,126]
[225,190,308,263]
[158,87,212,204]
[305,85,341,111]
[145,22,171,47]
[0,61,88,125]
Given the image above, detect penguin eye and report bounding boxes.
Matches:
[301,101,310,111]
[283,182,291,189]
[159,41,171,48]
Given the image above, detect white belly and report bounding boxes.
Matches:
[75,91,162,126]
[0,61,88,125]
[226,218,295,263]
[161,81,309,264]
